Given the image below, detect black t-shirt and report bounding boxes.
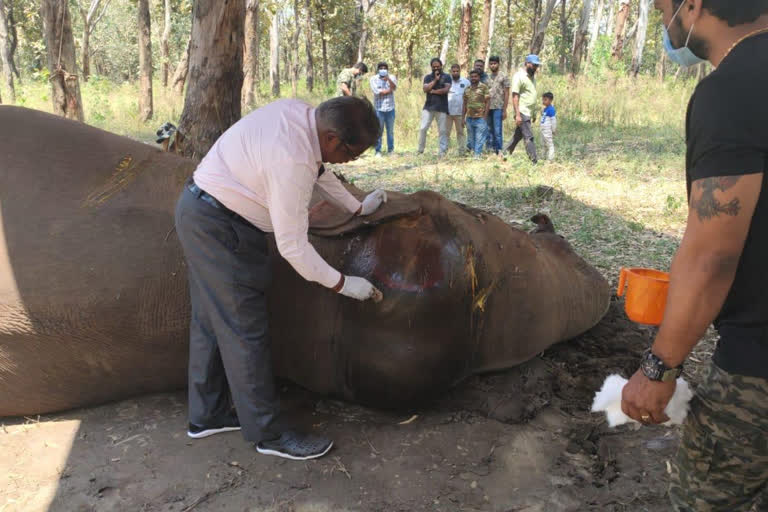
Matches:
[685,33,768,378]
[422,72,451,113]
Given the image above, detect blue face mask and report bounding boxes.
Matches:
[662,1,706,68]
[378,69,388,77]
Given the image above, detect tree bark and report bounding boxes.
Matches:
[484,0,496,66]
[571,0,592,75]
[439,0,457,64]
[558,0,567,73]
[137,0,153,122]
[0,0,15,102]
[457,0,472,72]
[606,0,616,38]
[611,0,631,60]
[78,0,109,82]
[6,0,18,78]
[242,0,259,109]
[291,0,300,97]
[176,0,245,159]
[506,0,513,74]
[476,0,492,61]
[406,39,414,84]
[356,0,375,63]
[304,0,314,92]
[584,0,604,72]
[172,37,190,94]
[529,0,558,55]
[270,9,280,97]
[161,0,171,87]
[40,0,84,121]
[317,3,328,86]
[630,0,650,76]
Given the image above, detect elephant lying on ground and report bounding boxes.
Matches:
[0,106,610,417]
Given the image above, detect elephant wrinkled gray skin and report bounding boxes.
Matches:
[0,106,610,417]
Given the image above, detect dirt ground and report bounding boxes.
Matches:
[1,300,711,512]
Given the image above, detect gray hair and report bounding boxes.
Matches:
[316,96,381,148]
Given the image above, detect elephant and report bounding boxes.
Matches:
[0,106,610,417]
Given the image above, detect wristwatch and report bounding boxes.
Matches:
[640,349,683,382]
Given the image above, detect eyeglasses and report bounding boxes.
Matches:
[342,141,362,161]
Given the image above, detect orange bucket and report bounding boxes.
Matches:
[617,267,670,326]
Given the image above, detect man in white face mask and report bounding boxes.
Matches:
[621,1,768,510]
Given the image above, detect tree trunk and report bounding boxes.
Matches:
[304,0,314,92]
[318,4,328,86]
[476,0,492,61]
[439,0,457,64]
[6,0,18,78]
[176,0,245,159]
[611,0,630,60]
[558,0,567,73]
[137,0,153,122]
[356,0,375,63]
[457,0,472,72]
[172,37,190,94]
[584,0,604,72]
[529,0,558,55]
[506,0,513,73]
[161,0,171,87]
[242,0,259,109]
[630,0,649,76]
[0,0,15,102]
[606,0,616,38]
[485,0,496,66]
[80,16,90,81]
[291,0,300,97]
[270,10,280,97]
[40,0,84,121]
[406,39,414,84]
[571,0,592,74]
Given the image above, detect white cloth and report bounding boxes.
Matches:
[591,374,694,427]
[447,77,471,116]
[540,119,555,161]
[193,99,362,289]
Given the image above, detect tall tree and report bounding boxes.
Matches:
[630,0,650,76]
[585,0,604,71]
[160,0,171,86]
[291,0,300,97]
[242,0,259,109]
[611,0,631,59]
[485,0,496,65]
[317,2,328,86]
[177,0,245,159]
[439,0,457,64]
[304,0,314,92]
[457,0,472,72]
[40,0,84,121]
[505,0,513,73]
[137,0,153,121]
[270,9,280,96]
[476,0,492,61]
[356,0,376,63]
[571,0,593,74]
[6,0,18,78]
[172,37,190,94]
[529,0,559,55]
[76,0,110,82]
[0,0,15,102]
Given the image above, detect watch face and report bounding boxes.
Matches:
[641,352,663,381]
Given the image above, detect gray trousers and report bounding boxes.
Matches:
[417,109,448,155]
[175,186,279,442]
[506,113,538,163]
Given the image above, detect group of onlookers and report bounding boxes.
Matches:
[335,55,557,162]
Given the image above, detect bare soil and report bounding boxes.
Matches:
[1,300,708,512]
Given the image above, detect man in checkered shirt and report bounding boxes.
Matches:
[369,62,397,156]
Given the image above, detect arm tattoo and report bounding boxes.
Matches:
[692,176,741,221]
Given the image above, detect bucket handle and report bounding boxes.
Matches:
[617,268,628,297]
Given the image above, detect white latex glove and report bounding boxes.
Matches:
[359,189,388,216]
[338,276,383,302]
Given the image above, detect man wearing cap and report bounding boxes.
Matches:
[505,54,540,163]
[175,96,388,461]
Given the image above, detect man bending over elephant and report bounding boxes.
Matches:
[175,96,387,460]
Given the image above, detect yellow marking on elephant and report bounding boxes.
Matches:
[82,155,140,208]
[473,281,496,313]
[464,244,477,298]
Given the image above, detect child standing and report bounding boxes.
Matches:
[540,92,557,161]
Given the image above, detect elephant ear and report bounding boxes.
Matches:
[308,181,421,237]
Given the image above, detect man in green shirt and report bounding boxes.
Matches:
[505,54,540,163]
[336,62,369,97]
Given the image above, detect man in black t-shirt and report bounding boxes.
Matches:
[417,58,451,156]
[621,1,768,510]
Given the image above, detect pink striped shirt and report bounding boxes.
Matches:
[193,99,362,288]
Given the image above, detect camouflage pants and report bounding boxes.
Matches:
[669,362,768,511]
